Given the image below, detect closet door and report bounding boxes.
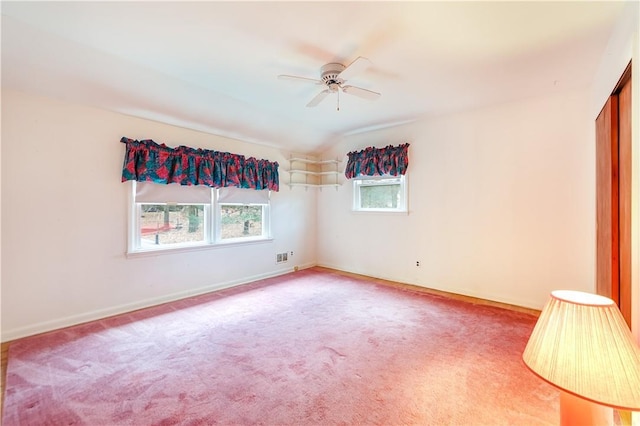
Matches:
[595,63,631,327]
[595,95,619,304]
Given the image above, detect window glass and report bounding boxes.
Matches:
[220,204,265,240]
[353,175,407,212]
[138,204,205,248]
[360,182,401,209]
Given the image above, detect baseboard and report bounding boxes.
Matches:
[4,261,537,342]
[2,262,317,342]
[316,262,541,313]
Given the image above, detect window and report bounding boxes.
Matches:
[353,175,407,212]
[129,182,271,254]
[138,204,207,248]
[216,187,271,243]
[219,204,268,240]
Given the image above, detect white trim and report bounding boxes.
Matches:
[1,262,318,342]
[315,262,541,311]
[351,210,409,216]
[128,181,137,253]
[126,236,275,258]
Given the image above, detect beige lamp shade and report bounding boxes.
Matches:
[523,290,640,410]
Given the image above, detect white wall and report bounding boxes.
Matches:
[318,88,595,310]
[4,3,636,343]
[1,89,317,341]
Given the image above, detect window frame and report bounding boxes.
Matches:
[352,174,408,213]
[127,182,272,256]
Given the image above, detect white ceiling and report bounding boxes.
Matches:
[1,1,626,154]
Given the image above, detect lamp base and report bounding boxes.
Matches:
[560,391,613,426]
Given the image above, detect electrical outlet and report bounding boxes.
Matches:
[416,261,420,267]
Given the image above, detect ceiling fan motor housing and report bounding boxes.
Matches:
[321,63,346,89]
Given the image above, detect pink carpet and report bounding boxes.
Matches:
[3,268,558,425]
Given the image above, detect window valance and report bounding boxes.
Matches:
[344,143,410,179]
[121,137,279,191]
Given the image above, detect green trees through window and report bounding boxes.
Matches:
[353,175,407,212]
[220,205,264,239]
[360,184,400,209]
[140,204,205,246]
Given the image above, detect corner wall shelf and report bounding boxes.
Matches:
[287,156,342,190]
[289,158,340,165]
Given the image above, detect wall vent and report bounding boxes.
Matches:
[276,252,288,263]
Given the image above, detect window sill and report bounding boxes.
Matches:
[126,237,274,258]
[351,209,409,216]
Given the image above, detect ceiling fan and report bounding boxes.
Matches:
[278,56,381,108]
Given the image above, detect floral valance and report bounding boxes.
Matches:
[121,137,279,191]
[344,143,410,179]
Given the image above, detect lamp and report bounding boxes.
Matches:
[522,290,640,426]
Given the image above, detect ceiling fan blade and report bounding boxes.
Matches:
[338,56,372,81]
[278,75,322,84]
[342,85,381,101]
[306,90,331,107]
